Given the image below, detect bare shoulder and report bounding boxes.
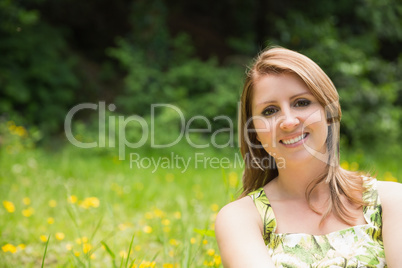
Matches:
[376,180,402,207]
[215,196,262,234]
[215,196,273,267]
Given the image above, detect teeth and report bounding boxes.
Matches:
[282,133,307,145]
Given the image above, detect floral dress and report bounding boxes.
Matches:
[248,178,387,267]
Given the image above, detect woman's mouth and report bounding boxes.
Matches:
[280,133,309,145]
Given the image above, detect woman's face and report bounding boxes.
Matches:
[250,73,328,164]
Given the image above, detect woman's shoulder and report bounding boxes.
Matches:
[216,196,261,225]
[376,180,402,208]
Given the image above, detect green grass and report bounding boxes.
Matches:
[0,137,400,267]
[0,143,241,267]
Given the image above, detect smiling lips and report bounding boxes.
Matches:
[280,133,309,145]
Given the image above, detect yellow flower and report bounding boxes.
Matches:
[55,232,65,241]
[202,239,208,245]
[3,200,15,213]
[2,243,17,253]
[22,197,31,205]
[90,253,96,259]
[17,244,26,250]
[83,243,92,254]
[350,162,359,171]
[22,207,35,217]
[48,200,57,207]
[190,237,196,244]
[163,226,171,233]
[47,217,55,224]
[40,235,48,242]
[163,264,174,268]
[210,204,219,212]
[214,255,221,265]
[228,171,238,188]
[162,219,170,226]
[75,238,82,244]
[74,251,80,257]
[173,211,181,219]
[66,243,73,251]
[81,236,88,243]
[79,197,100,209]
[207,248,215,256]
[145,212,153,219]
[143,225,153,234]
[165,173,174,182]
[153,208,164,218]
[134,245,141,251]
[169,239,179,246]
[384,172,398,182]
[118,223,127,231]
[340,161,349,170]
[68,195,78,204]
[119,250,127,258]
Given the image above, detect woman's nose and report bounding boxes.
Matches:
[279,110,300,130]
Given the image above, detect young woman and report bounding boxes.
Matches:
[215,47,402,267]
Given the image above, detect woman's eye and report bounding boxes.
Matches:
[295,99,311,107]
[262,107,278,116]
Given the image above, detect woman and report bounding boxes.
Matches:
[215,47,402,267]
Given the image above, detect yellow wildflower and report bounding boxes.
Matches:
[75,238,82,244]
[173,211,181,219]
[340,161,349,170]
[17,244,26,250]
[214,255,222,265]
[153,208,164,218]
[81,236,88,243]
[207,248,215,256]
[169,239,179,246]
[190,237,196,244]
[40,235,48,242]
[202,239,208,245]
[48,200,57,207]
[22,207,35,217]
[162,219,170,225]
[119,250,127,258]
[79,197,100,209]
[163,226,171,233]
[47,217,54,224]
[3,200,15,213]
[68,195,78,204]
[165,173,174,182]
[74,251,80,257]
[350,162,359,171]
[55,232,65,241]
[2,244,17,253]
[90,253,96,259]
[22,197,31,205]
[384,172,398,182]
[83,243,92,254]
[228,171,238,188]
[143,225,152,234]
[134,245,141,251]
[145,212,153,219]
[66,243,73,251]
[210,204,219,212]
[163,264,174,268]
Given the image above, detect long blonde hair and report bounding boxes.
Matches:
[239,47,366,225]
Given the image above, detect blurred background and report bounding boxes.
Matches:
[0,0,401,266]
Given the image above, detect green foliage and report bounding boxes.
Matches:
[0,0,78,135]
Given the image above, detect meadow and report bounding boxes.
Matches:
[1,121,400,267]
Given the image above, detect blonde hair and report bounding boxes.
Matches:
[239,47,366,225]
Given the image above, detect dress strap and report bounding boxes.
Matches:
[362,177,383,234]
[248,188,277,244]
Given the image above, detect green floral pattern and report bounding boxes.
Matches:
[249,178,387,267]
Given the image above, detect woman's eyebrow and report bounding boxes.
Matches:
[255,92,312,107]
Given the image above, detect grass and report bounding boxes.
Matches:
[0,129,400,267]
[0,142,240,267]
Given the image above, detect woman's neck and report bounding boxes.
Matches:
[274,156,330,200]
